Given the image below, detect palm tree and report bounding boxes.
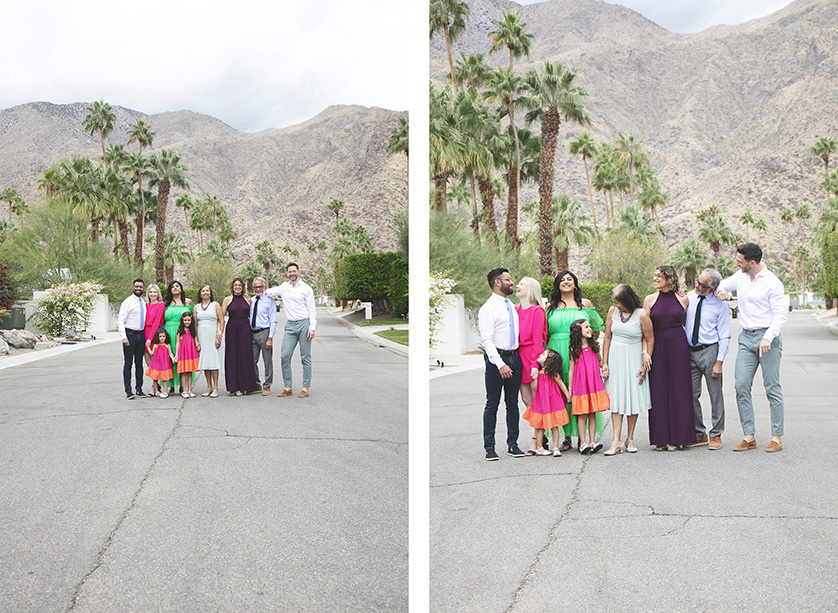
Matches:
[218,221,237,248]
[429,84,466,215]
[125,152,150,267]
[810,136,837,177]
[100,165,133,258]
[550,193,595,271]
[202,194,224,237]
[82,101,116,166]
[488,9,534,70]
[753,217,767,242]
[485,67,525,249]
[780,207,798,283]
[797,204,811,246]
[592,145,617,223]
[523,60,590,276]
[614,205,659,244]
[1,188,24,223]
[455,52,490,91]
[161,231,189,284]
[106,144,127,169]
[327,198,345,231]
[128,118,155,155]
[821,169,838,200]
[672,238,710,288]
[203,238,233,262]
[568,132,599,242]
[148,149,189,285]
[698,206,738,268]
[429,0,470,91]
[51,155,107,241]
[739,211,755,242]
[636,176,667,233]
[175,193,195,261]
[255,240,281,280]
[612,133,648,204]
[386,115,409,202]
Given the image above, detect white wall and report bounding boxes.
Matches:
[432,294,481,356]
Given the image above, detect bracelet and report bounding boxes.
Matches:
[642,351,649,355]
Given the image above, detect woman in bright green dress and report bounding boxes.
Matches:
[546,270,605,451]
[162,280,194,393]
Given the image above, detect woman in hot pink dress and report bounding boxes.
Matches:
[143,284,165,366]
[515,277,548,455]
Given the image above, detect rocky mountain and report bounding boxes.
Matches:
[432,0,838,264]
[0,102,407,266]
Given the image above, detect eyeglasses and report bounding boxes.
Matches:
[695,281,711,289]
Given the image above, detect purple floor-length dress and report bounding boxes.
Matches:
[224,294,259,393]
[648,291,696,447]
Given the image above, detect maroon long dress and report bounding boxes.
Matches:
[224,294,259,393]
[648,291,696,447]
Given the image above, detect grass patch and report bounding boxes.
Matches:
[358,318,407,327]
[375,329,408,346]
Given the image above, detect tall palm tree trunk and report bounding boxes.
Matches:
[134,178,145,268]
[119,220,130,259]
[155,179,170,284]
[444,24,458,91]
[583,156,598,242]
[478,177,497,237]
[506,163,520,250]
[434,174,449,213]
[184,209,194,261]
[469,177,479,235]
[538,109,560,277]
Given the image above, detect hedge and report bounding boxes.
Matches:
[334,252,408,315]
[822,230,838,299]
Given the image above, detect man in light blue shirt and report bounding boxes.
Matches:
[684,268,731,450]
[249,276,277,395]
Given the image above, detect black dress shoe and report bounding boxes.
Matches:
[126,392,136,400]
[508,445,526,458]
[135,390,147,398]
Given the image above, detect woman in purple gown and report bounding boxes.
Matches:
[220,278,258,395]
[642,266,696,450]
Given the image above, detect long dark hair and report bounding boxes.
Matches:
[547,270,583,314]
[164,280,186,307]
[569,318,600,363]
[177,310,196,338]
[656,265,679,293]
[540,349,564,380]
[153,327,171,347]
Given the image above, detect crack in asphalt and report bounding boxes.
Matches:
[177,431,407,448]
[65,402,185,612]
[507,453,594,612]
[430,472,577,487]
[1,406,178,425]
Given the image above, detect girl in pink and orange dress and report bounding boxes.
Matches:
[522,347,571,457]
[146,328,176,398]
[568,319,610,454]
[176,312,201,398]
[515,276,548,455]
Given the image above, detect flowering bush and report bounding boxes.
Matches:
[0,263,20,320]
[33,281,103,337]
[429,271,456,348]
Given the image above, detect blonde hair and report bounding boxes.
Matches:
[519,276,544,308]
[145,284,163,303]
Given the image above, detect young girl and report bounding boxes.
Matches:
[145,328,176,398]
[568,319,610,454]
[522,347,571,457]
[176,312,201,398]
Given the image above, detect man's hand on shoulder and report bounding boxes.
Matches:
[717,290,731,301]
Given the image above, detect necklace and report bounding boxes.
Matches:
[619,310,631,323]
[200,301,211,311]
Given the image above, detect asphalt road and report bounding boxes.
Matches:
[0,309,407,612]
[430,311,838,612]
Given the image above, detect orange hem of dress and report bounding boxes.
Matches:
[522,406,570,429]
[176,359,200,374]
[571,389,610,415]
[146,367,173,380]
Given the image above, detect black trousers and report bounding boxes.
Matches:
[123,330,145,394]
[482,351,522,450]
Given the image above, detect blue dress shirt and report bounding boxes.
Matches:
[249,292,277,338]
[684,290,731,362]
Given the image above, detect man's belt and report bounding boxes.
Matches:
[125,328,143,334]
[252,327,269,333]
[498,349,518,356]
[689,342,718,352]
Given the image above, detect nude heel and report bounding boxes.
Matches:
[604,441,624,456]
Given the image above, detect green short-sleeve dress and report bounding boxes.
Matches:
[546,306,605,438]
[163,303,197,388]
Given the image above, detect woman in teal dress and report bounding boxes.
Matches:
[163,280,194,393]
[546,270,605,451]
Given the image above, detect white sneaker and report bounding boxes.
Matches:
[553,448,562,457]
[160,393,168,398]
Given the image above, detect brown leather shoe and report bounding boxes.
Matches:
[686,435,709,447]
[708,436,721,450]
[765,440,783,453]
[261,387,271,396]
[298,388,309,398]
[733,438,757,452]
[277,388,293,397]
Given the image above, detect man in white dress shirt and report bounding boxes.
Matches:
[267,262,316,398]
[478,268,525,461]
[717,243,788,452]
[118,278,148,399]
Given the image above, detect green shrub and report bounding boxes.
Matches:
[333,252,401,301]
[822,230,838,299]
[186,254,236,302]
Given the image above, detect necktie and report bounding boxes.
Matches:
[505,298,516,349]
[691,295,705,346]
[251,294,260,329]
[138,296,146,328]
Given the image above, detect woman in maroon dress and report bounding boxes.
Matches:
[643,266,696,450]
[515,277,548,455]
[221,278,258,395]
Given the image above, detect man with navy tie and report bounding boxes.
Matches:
[118,278,147,399]
[478,268,525,461]
[249,276,277,395]
[684,269,731,450]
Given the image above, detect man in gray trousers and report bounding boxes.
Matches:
[267,262,316,398]
[249,276,277,395]
[684,269,731,450]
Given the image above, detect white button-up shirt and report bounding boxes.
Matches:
[266,280,317,330]
[478,292,519,370]
[718,267,787,343]
[117,294,146,340]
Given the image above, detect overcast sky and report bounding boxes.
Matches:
[1,0,410,133]
[516,0,794,33]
